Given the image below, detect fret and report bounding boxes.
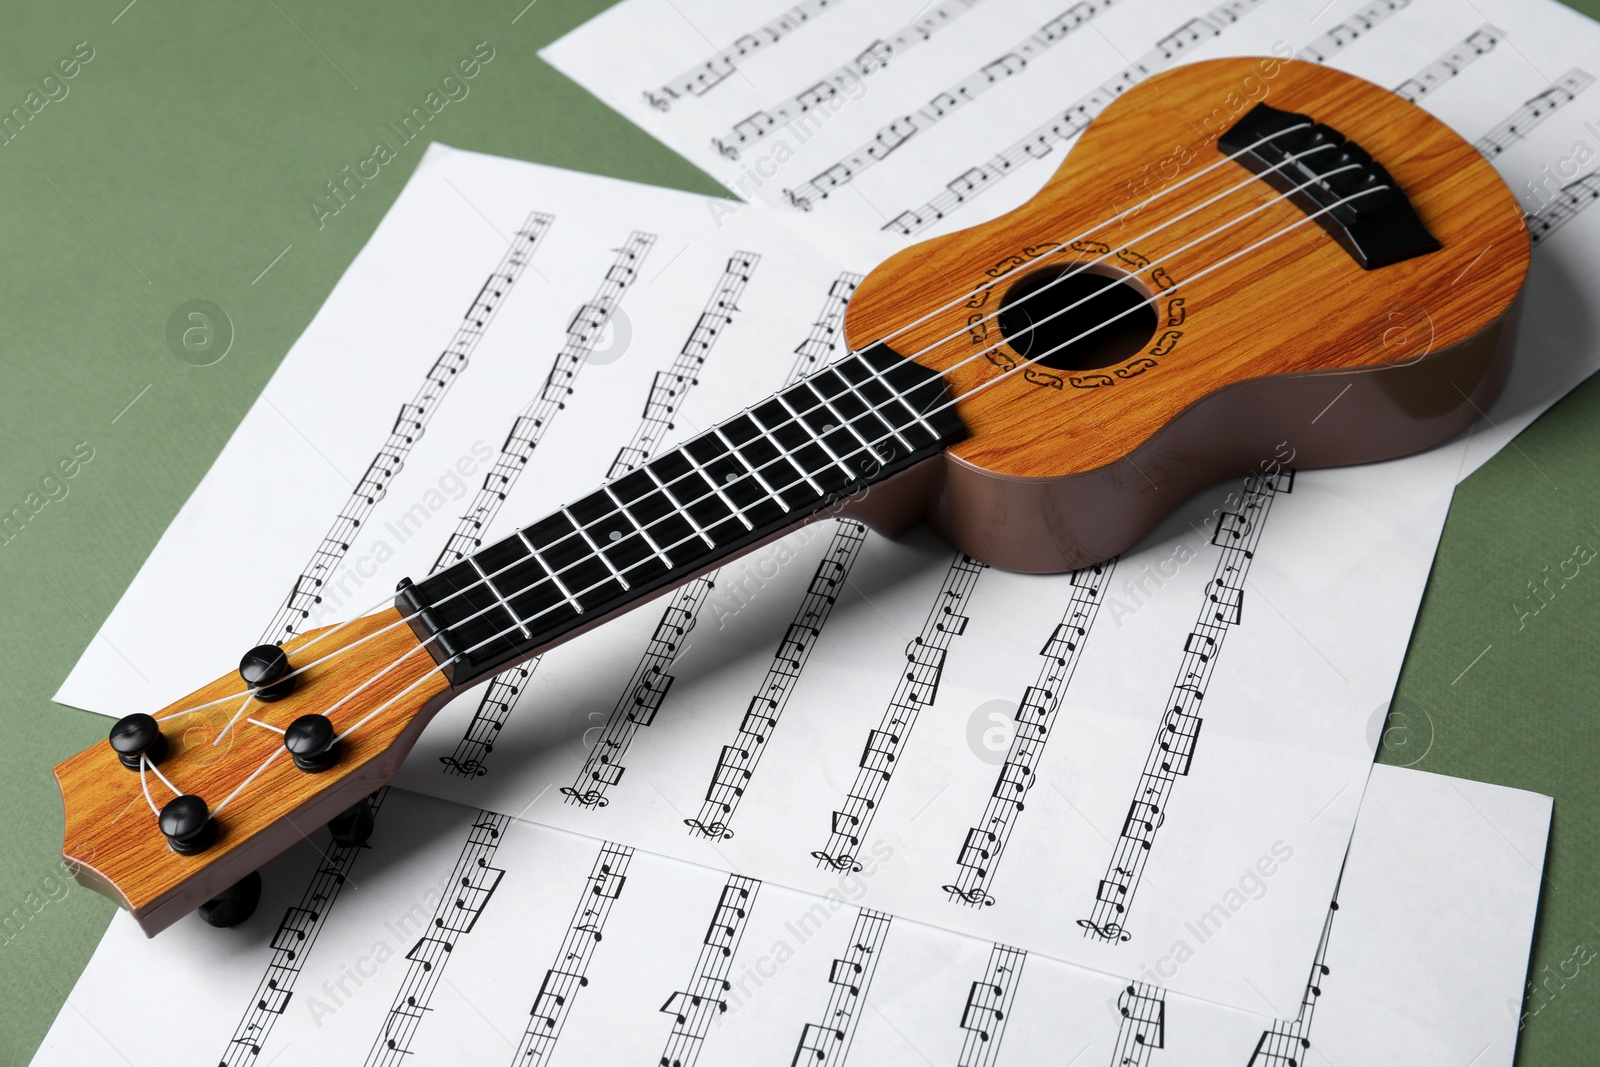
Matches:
[681,432,789,527]
[753,396,856,496]
[600,483,675,569]
[771,390,862,486]
[466,555,532,638]
[561,506,633,591]
[641,463,716,548]
[398,342,966,687]
[801,364,903,454]
[835,346,943,450]
[521,513,625,614]
[512,529,583,618]
[742,406,825,496]
[710,424,790,510]
[676,442,756,531]
[648,450,747,545]
[794,376,882,462]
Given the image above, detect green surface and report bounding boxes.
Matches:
[1,0,1597,1063]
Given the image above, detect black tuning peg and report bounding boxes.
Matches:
[199,871,262,928]
[239,644,295,701]
[284,714,341,773]
[159,795,218,854]
[108,713,167,771]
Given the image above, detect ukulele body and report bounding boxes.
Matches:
[842,56,1528,571]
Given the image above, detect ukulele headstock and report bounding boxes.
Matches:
[54,609,451,936]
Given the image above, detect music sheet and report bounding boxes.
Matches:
[30,764,1549,1066]
[541,0,1600,477]
[54,142,1475,1012]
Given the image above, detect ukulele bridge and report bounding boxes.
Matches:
[1218,102,1441,269]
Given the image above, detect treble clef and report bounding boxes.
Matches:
[683,818,734,840]
[1077,918,1133,942]
[559,786,610,808]
[438,756,486,776]
[940,884,996,907]
[811,849,862,873]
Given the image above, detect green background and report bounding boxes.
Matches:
[1,1,1595,1062]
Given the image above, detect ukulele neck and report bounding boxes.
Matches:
[395,343,967,688]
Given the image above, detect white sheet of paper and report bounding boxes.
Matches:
[541,0,1600,478]
[53,142,1474,1011]
[30,764,1549,1066]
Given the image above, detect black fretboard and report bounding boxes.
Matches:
[396,343,966,687]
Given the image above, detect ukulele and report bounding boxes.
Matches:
[55,56,1528,935]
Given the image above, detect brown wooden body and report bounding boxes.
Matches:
[844,57,1529,571]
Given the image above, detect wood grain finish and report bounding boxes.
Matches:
[54,609,451,936]
[837,57,1529,571]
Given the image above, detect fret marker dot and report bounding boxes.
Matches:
[725,472,738,483]
[608,530,622,541]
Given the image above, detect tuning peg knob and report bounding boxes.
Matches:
[159,795,218,854]
[108,713,168,771]
[239,644,295,701]
[284,714,341,773]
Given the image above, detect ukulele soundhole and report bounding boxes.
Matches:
[997,266,1157,373]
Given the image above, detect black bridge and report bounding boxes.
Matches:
[1219,102,1441,269]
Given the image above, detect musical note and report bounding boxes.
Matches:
[955,944,1026,1066]
[1111,982,1166,1066]
[257,213,553,646]
[818,554,985,871]
[710,1,987,158]
[362,811,510,1065]
[659,874,761,1066]
[644,0,846,111]
[546,255,766,807]
[957,828,996,875]
[1084,473,1291,942]
[784,1,1109,207]
[1293,0,1409,64]
[790,910,892,1066]
[882,0,1271,235]
[1478,67,1595,159]
[512,844,632,1065]
[219,791,389,1066]
[1156,705,1203,776]
[1247,876,1342,1065]
[1528,174,1600,246]
[1393,24,1500,102]
[437,232,657,779]
[946,560,1117,907]
[682,277,865,840]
